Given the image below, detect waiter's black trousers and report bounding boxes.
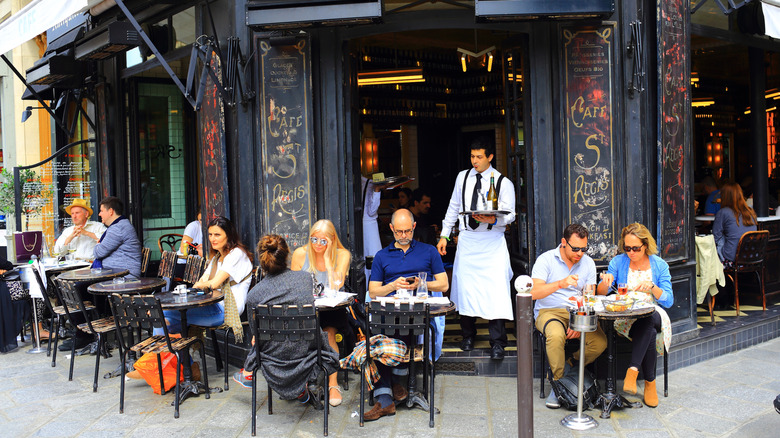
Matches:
[460,316,507,348]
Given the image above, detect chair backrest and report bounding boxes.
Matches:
[253,304,320,344]
[141,247,151,276]
[182,254,206,284]
[158,250,178,278]
[734,230,770,266]
[56,278,96,332]
[29,262,56,315]
[158,233,184,254]
[366,301,429,338]
[109,293,174,352]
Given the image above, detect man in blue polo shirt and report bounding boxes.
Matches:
[531,223,606,409]
[364,209,449,422]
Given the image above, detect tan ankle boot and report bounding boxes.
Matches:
[623,368,639,395]
[643,380,658,407]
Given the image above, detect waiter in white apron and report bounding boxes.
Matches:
[437,137,515,360]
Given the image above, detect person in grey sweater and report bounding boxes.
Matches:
[712,182,757,264]
[234,234,339,408]
[94,196,142,278]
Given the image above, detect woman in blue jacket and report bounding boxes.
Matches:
[597,223,673,408]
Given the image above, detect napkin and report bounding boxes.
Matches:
[315,291,355,308]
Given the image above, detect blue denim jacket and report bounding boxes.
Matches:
[601,253,674,308]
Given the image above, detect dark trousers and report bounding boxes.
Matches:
[460,315,507,348]
[628,311,662,382]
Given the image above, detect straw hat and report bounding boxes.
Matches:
[65,198,93,216]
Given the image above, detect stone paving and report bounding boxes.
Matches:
[1,336,779,437]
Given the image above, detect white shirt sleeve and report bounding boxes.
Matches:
[362,177,381,221]
[440,170,466,238]
[218,248,254,314]
[53,225,75,255]
[183,220,202,244]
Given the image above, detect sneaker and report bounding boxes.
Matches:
[545,387,560,409]
[232,370,252,389]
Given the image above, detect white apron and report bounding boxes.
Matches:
[451,230,514,320]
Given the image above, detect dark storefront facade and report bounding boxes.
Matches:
[19,0,716,351]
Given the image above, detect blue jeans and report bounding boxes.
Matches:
[153,303,224,335]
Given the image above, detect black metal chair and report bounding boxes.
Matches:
[250,304,329,436]
[55,279,115,392]
[108,293,210,418]
[158,250,178,280]
[29,263,96,366]
[182,254,206,285]
[724,230,770,314]
[360,301,434,428]
[157,233,183,254]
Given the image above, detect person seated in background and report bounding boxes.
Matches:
[291,219,352,407]
[365,209,449,421]
[701,176,721,215]
[93,196,142,278]
[598,223,673,408]
[409,188,438,245]
[396,187,412,211]
[53,198,106,260]
[174,211,203,280]
[233,235,339,410]
[713,181,757,267]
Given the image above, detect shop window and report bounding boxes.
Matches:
[125,6,196,68]
[691,2,732,30]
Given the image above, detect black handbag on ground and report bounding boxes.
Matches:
[549,366,601,411]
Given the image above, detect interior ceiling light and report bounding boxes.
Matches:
[691,98,714,107]
[766,89,780,99]
[457,46,496,73]
[357,68,425,86]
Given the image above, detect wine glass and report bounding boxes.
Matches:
[328,271,344,297]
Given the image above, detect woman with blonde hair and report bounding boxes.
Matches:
[713,181,757,267]
[291,219,351,406]
[597,223,673,408]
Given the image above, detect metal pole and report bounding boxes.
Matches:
[749,47,769,217]
[516,292,533,438]
[561,309,598,430]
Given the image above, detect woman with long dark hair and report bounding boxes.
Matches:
[713,181,757,267]
[232,235,339,409]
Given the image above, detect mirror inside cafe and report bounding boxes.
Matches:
[351,29,529,262]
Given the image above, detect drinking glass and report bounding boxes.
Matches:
[617,283,628,297]
[329,271,344,291]
[415,271,429,300]
[584,283,596,304]
[112,276,126,284]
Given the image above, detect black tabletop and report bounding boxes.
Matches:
[40,262,92,274]
[88,277,167,295]
[155,289,224,310]
[57,267,130,282]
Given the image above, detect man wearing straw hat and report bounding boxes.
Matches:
[53,198,106,261]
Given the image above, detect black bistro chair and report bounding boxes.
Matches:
[250,304,329,436]
[108,293,210,418]
[55,279,116,392]
[724,230,770,314]
[182,254,206,285]
[360,300,434,428]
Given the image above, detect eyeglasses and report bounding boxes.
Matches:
[310,237,328,245]
[623,245,644,253]
[392,228,414,236]
[565,239,588,253]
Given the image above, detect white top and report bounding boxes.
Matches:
[177,220,203,259]
[362,176,383,258]
[440,165,516,238]
[53,221,107,260]
[205,247,253,314]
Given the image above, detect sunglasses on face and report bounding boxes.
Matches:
[565,239,588,253]
[623,245,644,253]
[310,237,328,245]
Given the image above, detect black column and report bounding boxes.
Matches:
[749,47,769,217]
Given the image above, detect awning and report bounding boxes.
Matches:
[763,1,780,39]
[0,0,95,56]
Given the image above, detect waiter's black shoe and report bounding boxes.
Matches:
[58,336,90,351]
[460,337,474,351]
[490,344,505,360]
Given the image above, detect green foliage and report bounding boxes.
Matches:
[0,168,53,230]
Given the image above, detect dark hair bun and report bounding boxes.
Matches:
[257,235,288,275]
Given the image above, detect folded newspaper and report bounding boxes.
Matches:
[315,291,356,308]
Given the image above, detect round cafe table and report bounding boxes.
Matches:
[155,289,224,405]
[87,277,167,295]
[595,303,655,419]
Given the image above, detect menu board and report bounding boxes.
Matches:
[658,0,689,261]
[198,50,230,224]
[562,25,617,262]
[258,36,314,250]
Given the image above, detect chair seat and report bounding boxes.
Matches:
[54,301,95,315]
[77,317,115,334]
[131,334,200,355]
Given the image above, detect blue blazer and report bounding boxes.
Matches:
[602,253,674,308]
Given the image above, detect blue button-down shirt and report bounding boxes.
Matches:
[369,239,445,295]
[530,245,596,319]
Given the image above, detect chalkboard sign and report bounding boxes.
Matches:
[198,50,230,226]
[562,25,617,262]
[258,37,314,250]
[658,0,690,261]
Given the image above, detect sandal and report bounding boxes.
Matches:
[329,386,342,407]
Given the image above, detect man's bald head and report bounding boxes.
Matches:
[390,209,416,246]
[391,208,415,227]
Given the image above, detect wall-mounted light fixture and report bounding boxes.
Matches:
[361,137,379,174]
[357,68,425,86]
[21,106,45,123]
[457,46,496,73]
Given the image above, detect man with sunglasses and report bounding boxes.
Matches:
[530,223,607,409]
[437,137,516,360]
[365,208,449,421]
